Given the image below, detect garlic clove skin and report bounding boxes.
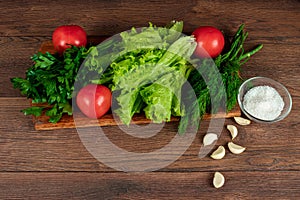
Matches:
[203,133,218,146]
[228,142,246,154]
[213,172,225,188]
[234,117,251,125]
[227,125,238,140]
[210,146,226,160]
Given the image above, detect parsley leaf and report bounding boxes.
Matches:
[11,46,91,123]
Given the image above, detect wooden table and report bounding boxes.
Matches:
[1,0,299,199]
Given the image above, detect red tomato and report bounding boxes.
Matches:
[52,25,87,53]
[76,84,112,119]
[192,26,225,58]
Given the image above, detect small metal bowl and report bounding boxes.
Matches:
[237,76,292,123]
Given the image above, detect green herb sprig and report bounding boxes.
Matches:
[178,24,263,134]
[11,46,92,123]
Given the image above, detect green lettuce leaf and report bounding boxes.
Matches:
[82,21,197,126]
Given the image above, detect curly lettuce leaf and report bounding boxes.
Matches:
[83,21,197,126]
[112,36,196,125]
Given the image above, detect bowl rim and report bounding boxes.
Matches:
[237,76,293,123]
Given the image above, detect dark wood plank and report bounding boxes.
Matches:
[0,0,299,198]
[0,36,48,97]
[0,171,299,199]
[0,0,299,38]
[0,97,299,172]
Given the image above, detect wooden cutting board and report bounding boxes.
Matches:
[32,41,241,130]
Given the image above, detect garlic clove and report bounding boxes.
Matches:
[213,172,225,188]
[228,142,246,154]
[234,117,251,125]
[210,146,226,159]
[203,133,218,146]
[227,125,238,140]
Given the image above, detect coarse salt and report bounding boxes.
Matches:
[243,85,284,121]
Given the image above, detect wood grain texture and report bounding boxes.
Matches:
[0,0,299,198]
[0,97,299,172]
[0,0,299,37]
[0,172,299,199]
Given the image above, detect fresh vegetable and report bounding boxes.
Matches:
[178,24,263,134]
[203,133,218,146]
[11,46,92,123]
[213,172,225,188]
[82,21,196,125]
[192,26,225,58]
[233,116,251,125]
[210,146,226,160]
[228,141,246,154]
[227,125,238,140]
[76,84,112,119]
[11,22,262,135]
[52,25,87,53]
